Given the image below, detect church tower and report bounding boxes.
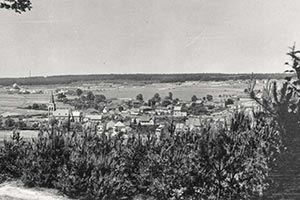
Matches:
[48,91,56,117]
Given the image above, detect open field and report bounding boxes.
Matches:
[89,80,250,100]
[0,80,261,116]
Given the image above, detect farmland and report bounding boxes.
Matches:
[0,80,253,114]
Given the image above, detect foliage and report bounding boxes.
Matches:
[21,128,71,188]
[76,88,83,97]
[0,131,26,183]
[206,94,213,101]
[0,0,31,13]
[57,93,67,102]
[0,73,287,86]
[188,103,208,115]
[0,112,280,199]
[249,44,300,138]
[86,91,95,101]
[225,98,234,107]
[65,92,107,110]
[191,95,198,102]
[24,103,47,110]
[136,94,144,102]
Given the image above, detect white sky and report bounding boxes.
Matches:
[0,0,299,77]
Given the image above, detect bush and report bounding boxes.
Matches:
[0,131,26,183]
[0,112,280,199]
[21,128,71,188]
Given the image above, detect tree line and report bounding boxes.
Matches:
[0,73,286,86]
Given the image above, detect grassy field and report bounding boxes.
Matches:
[75,80,251,101]
[0,80,256,117]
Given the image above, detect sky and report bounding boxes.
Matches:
[0,0,300,77]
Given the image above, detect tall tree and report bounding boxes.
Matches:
[136,93,143,102]
[191,95,198,102]
[76,88,83,97]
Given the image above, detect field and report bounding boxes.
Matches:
[0,80,257,143]
[0,80,259,115]
[71,80,252,100]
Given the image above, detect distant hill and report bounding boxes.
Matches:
[0,73,286,86]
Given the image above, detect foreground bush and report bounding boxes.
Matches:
[0,112,280,199]
[0,131,27,183]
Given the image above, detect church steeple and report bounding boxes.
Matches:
[48,91,56,117]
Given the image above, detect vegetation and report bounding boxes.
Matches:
[247,45,300,197]
[225,98,234,107]
[65,91,107,110]
[23,103,47,110]
[0,73,286,86]
[0,0,31,13]
[0,112,280,199]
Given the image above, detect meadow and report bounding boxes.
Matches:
[0,80,251,116]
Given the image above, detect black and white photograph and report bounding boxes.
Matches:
[0,0,299,199]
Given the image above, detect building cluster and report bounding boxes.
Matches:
[45,91,259,136]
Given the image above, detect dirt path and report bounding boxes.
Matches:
[0,182,70,200]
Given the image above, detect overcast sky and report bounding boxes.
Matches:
[0,0,299,77]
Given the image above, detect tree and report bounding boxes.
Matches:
[76,88,83,97]
[5,118,15,128]
[32,103,39,110]
[0,0,31,13]
[225,98,234,107]
[248,45,300,198]
[162,99,172,107]
[136,94,143,102]
[57,93,66,101]
[167,92,173,100]
[94,94,106,104]
[86,91,95,101]
[191,95,198,102]
[207,94,213,101]
[152,93,161,104]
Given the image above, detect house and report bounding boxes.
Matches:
[129,108,140,116]
[155,124,167,138]
[139,106,153,114]
[156,106,172,115]
[114,121,126,133]
[72,111,83,122]
[186,117,202,132]
[84,114,102,122]
[173,105,187,117]
[106,120,116,130]
[175,123,187,133]
[52,109,73,122]
[137,115,155,126]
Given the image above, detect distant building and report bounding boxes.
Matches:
[72,111,83,123]
[137,115,155,126]
[48,92,56,118]
[84,114,102,123]
[173,105,187,117]
[52,109,73,123]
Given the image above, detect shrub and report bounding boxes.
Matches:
[0,111,280,199]
[21,128,71,188]
[0,131,27,183]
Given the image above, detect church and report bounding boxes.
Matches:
[48,92,82,124]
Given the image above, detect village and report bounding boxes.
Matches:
[0,83,260,140]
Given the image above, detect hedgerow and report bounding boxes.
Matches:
[0,111,280,199]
